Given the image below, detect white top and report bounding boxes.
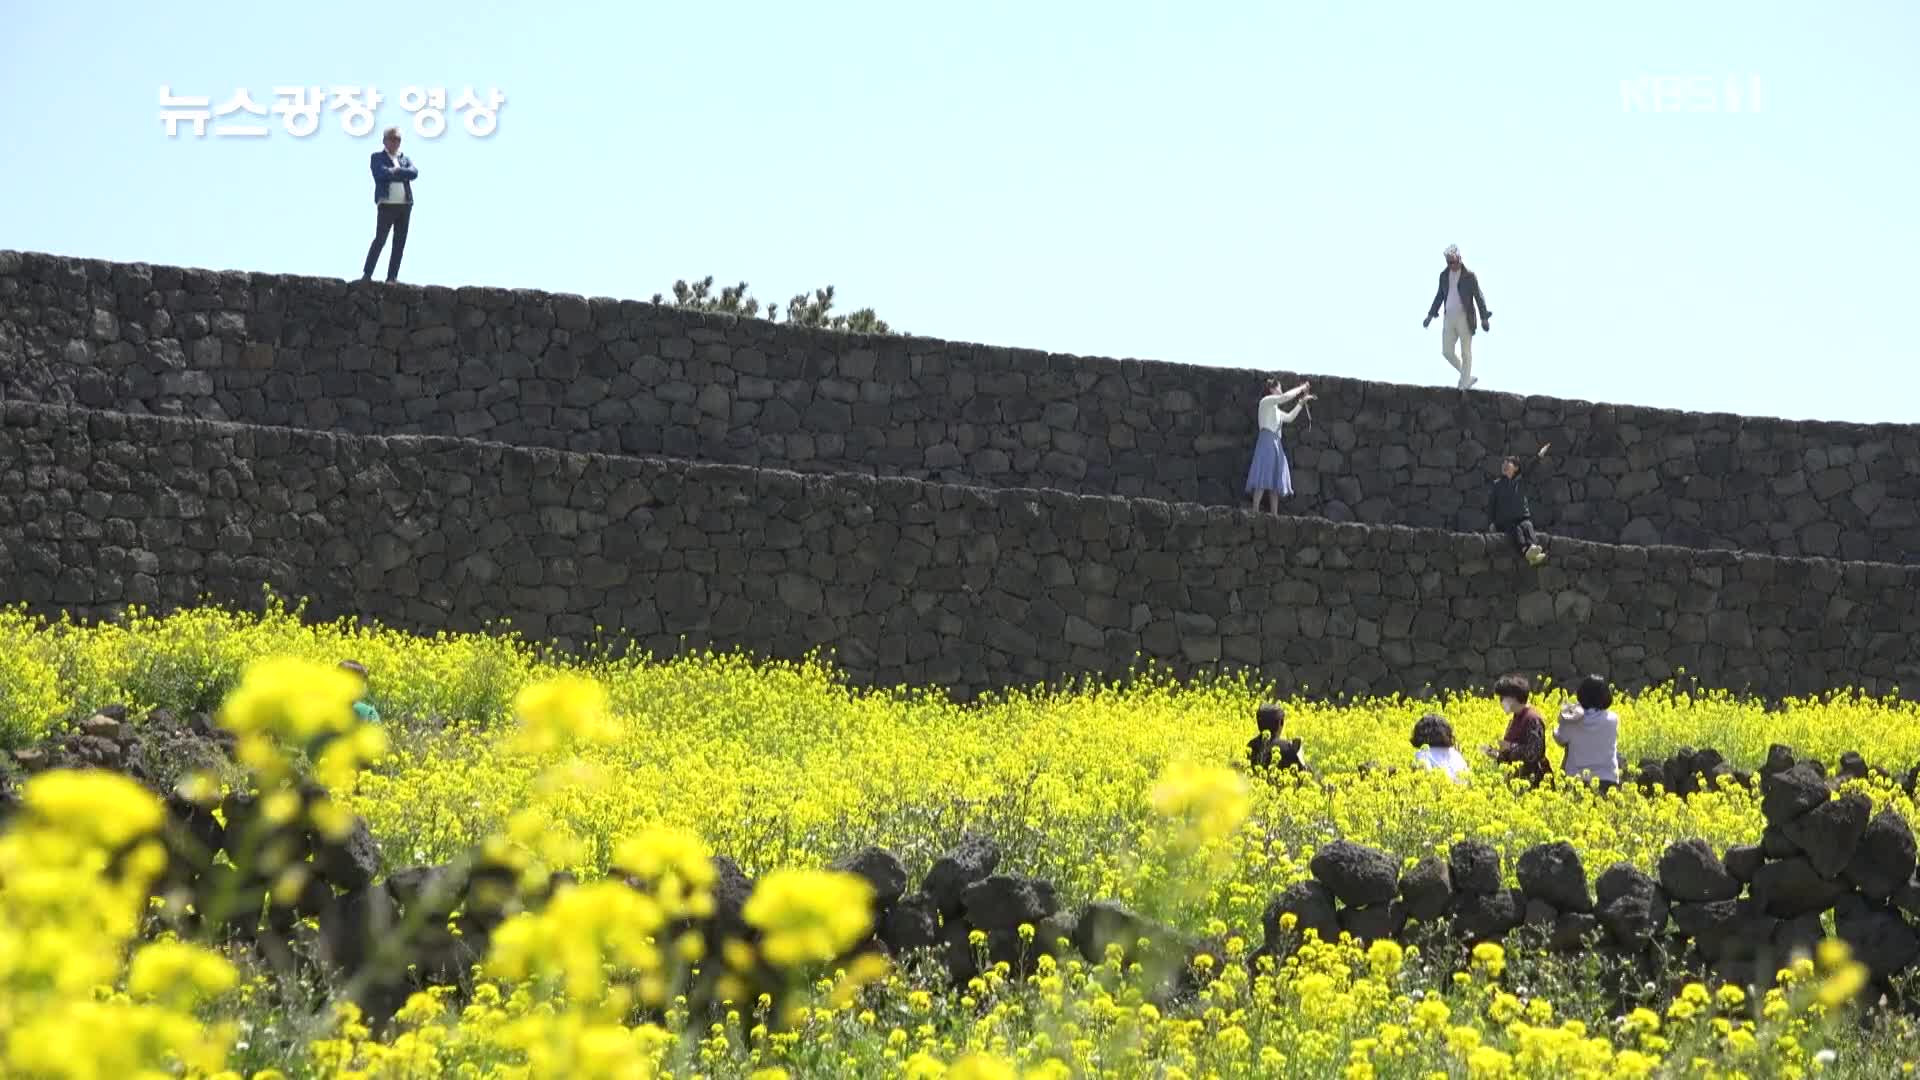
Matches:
[1256,388,1306,434]
[382,153,409,204]
[1444,268,1464,319]
[1414,745,1470,780]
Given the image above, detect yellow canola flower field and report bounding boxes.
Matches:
[4,601,1920,1078]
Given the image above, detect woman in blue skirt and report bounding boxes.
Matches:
[1246,377,1313,515]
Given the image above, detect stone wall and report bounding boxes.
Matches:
[4,250,1918,565]
[4,400,1916,701]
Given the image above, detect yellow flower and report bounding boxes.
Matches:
[1148,760,1250,846]
[511,673,616,752]
[1471,941,1506,978]
[612,825,716,919]
[1366,939,1404,979]
[946,1053,1018,1080]
[741,868,874,970]
[1815,960,1869,1009]
[127,940,238,1004]
[219,656,361,742]
[22,770,163,850]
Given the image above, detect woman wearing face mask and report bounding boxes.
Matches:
[1483,673,1550,785]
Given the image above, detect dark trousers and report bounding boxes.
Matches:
[363,203,412,281]
[1503,518,1540,553]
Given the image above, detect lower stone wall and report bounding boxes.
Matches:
[2,401,1916,701]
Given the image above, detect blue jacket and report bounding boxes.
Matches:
[370,151,418,204]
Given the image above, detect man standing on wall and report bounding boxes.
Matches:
[361,127,419,284]
[1422,244,1491,390]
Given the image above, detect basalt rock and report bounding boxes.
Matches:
[1657,839,1741,902]
[1310,840,1401,908]
[1760,763,1829,828]
[1399,855,1454,921]
[1448,840,1502,896]
[1845,811,1919,902]
[1517,841,1593,913]
[924,835,1002,919]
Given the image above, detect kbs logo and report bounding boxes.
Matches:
[1620,74,1764,114]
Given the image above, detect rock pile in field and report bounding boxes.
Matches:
[1625,745,1748,796]
[823,835,1208,1004]
[1252,743,1920,1001]
[8,706,236,794]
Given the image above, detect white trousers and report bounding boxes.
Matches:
[1441,308,1474,386]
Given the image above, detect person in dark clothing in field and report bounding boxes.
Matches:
[1490,442,1551,566]
[1246,702,1308,774]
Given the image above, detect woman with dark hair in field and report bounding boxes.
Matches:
[1410,712,1470,780]
[1556,674,1621,792]
[1483,673,1550,785]
[1245,377,1314,517]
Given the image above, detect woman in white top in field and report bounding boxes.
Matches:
[1411,713,1470,781]
[1246,377,1313,516]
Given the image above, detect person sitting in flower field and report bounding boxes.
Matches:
[1483,673,1550,785]
[340,660,381,724]
[1410,713,1470,781]
[1555,674,1621,792]
[1246,702,1308,774]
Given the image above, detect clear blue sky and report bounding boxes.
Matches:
[3,0,1916,423]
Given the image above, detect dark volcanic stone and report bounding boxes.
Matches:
[1516,841,1593,913]
[960,875,1059,931]
[1760,744,1796,777]
[833,846,909,907]
[1783,791,1871,879]
[1752,856,1848,918]
[1844,810,1918,901]
[1759,763,1828,828]
[880,893,940,954]
[1338,902,1406,944]
[1724,843,1765,884]
[1310,840,1401,907]
[1670,899,1742,958]
[1834,899,1920,981]
[1264,880,1340,946]
[1399,856,1453,921]
[1657,838,1741,902]
[1761,824,1800,860]
[1549,911,1599,951]
[1450,888,1521,942]
[313,816,383,892]
[1449,840,1501,896]
[924,835,1001,919]
[1595,863,1668,947]
[1523,897,1557,928]
[384,864,463,921]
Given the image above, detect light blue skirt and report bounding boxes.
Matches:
[1245,429,1293,496]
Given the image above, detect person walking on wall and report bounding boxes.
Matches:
[1490,443,1551,566]
[361,127,419,284]
[1246,377,1313,516]
[1422,244,1492,390]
